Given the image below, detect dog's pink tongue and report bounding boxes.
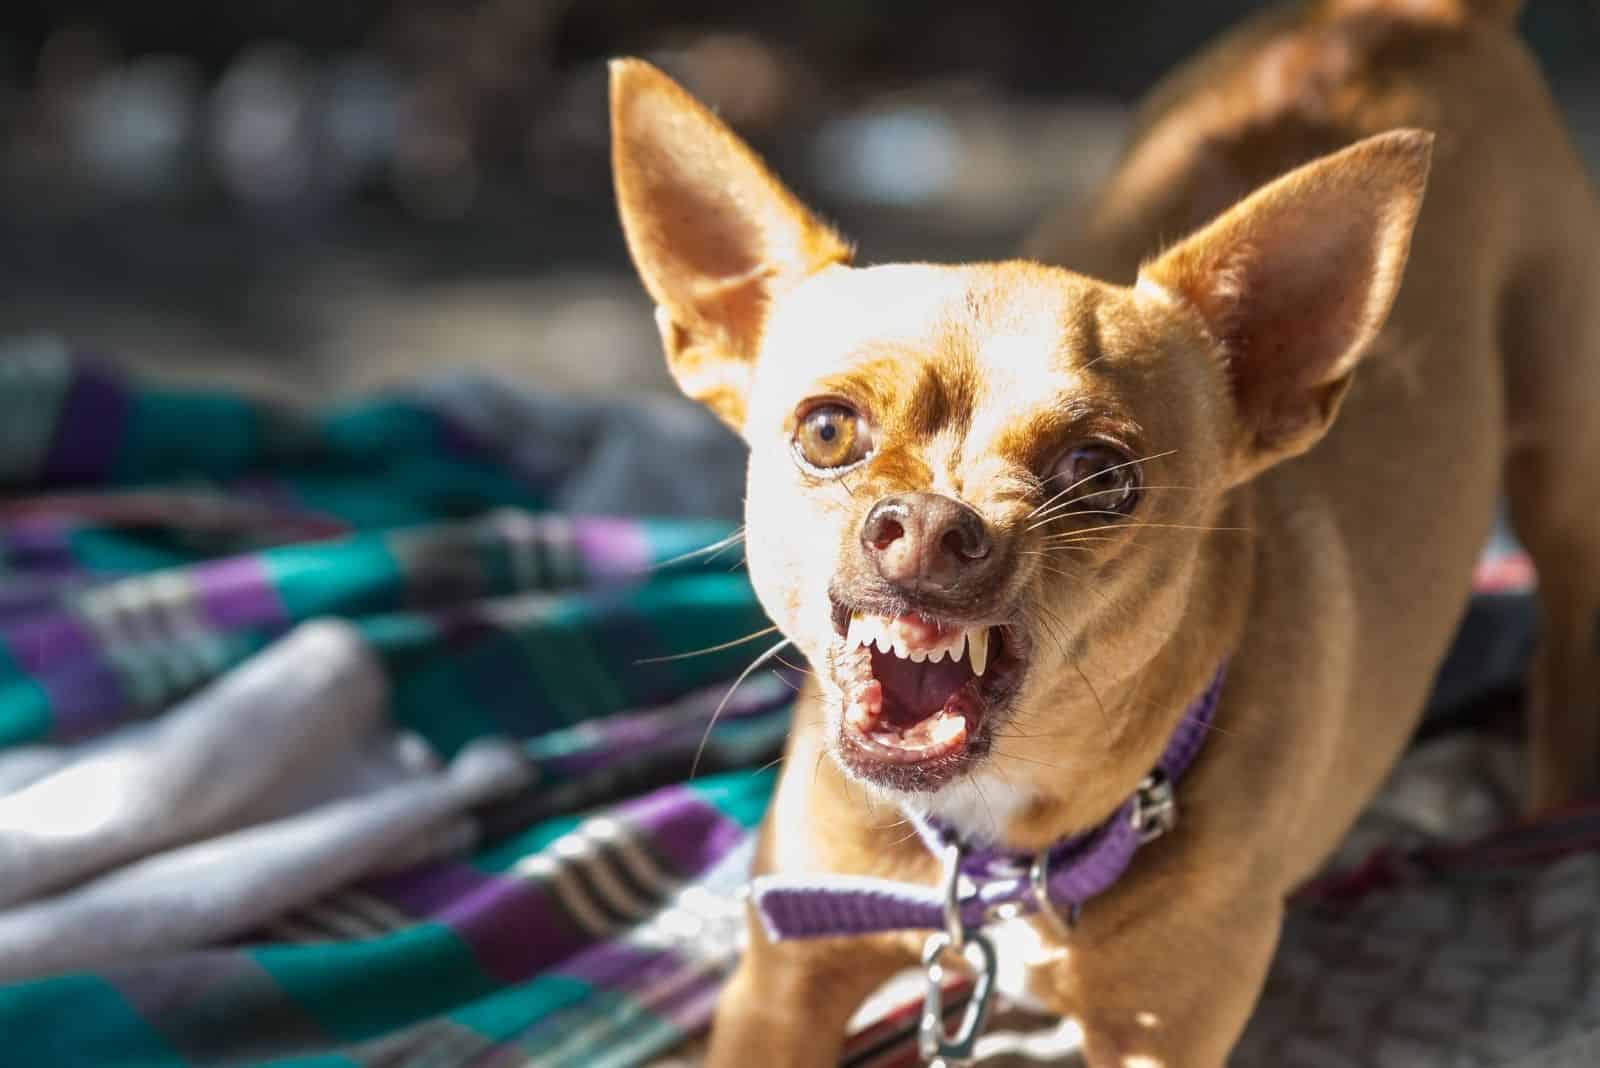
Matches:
[870,647,975,727]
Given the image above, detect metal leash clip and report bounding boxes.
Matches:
[919,841,998,1067]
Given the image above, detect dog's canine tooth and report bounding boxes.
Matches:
[968,627,990,676]
[875,631,893,654]
[846,614,864,650]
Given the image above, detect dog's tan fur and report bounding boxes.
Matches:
[610,0,1600,1063]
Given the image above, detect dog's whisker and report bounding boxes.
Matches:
[967,772,1000,840]
[635,625,780,665]
[690,637,793,780]
[991,751,1072,773]
[1069,653,1113,746]
[1027,449,1178,519]
[1018,555,1084,579]
[1038,520,1252,540]
[772,654,815,679]
[1026,508,1139,533]
[648,527,746,572]
[770,669,805,694]
[1029,483,1200,525]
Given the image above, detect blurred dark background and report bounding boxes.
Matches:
[3,1,1599,400]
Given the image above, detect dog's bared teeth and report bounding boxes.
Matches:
[891,635,908,659]
[968,627,990,676]
[929,646,946,663]
[874,631,892,654]
[845,613,864,650]
[845,680,883,733]
[909,649,927,663]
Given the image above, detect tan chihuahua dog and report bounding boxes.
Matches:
[610,0,1600,1064]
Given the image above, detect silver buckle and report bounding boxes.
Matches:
[1131,768,1178,844]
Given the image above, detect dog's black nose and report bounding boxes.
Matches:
[860,493,993,592]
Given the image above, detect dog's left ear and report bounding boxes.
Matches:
[610,59,853,432]
[1139,129,1432,480]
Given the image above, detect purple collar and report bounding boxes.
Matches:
[751,666,1227,940]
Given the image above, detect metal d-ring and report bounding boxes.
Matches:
[1028,848,1080,940]
[937,839,966,949]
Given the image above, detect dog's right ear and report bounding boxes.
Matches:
[610,59,852,432]
[1139,129,1432,483]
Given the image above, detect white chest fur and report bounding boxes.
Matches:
[910,771,1038,842]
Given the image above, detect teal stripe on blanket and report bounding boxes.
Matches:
[0,975,187,1067]
[112,389,262,486]
[252,926,498,1044]
[0,646,52,748]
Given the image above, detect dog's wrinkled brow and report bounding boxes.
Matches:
[814,355,977,442]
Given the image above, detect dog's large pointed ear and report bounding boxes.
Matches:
[1139,129,1432,480]
[610,59,852,432]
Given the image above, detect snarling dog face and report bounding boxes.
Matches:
[610,61,1427,815]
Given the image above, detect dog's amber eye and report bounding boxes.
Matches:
[794,403,871,470]
[1048,444,1141,517]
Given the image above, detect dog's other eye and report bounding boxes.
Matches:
[794,403,872,471]
[1048,443,1141,516]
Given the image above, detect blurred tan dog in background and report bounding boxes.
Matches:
[609,0,1600,1064]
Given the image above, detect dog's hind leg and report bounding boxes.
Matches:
[1503,249,1600,813]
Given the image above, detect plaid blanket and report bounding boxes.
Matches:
[0,343,784,1067]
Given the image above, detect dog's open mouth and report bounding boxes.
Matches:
[827,599,1028,790]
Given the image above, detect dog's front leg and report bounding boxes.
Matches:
[1029,867,1285,1068]
[707,913,915,1068]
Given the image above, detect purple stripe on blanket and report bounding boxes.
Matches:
[446,880,584,985]
[590,949,728,1032]
[533,672,797,777]
[364,861,493,918]
[192,556,289,630]
[39,657,128,738]
[642,964,725,1034]
[573,518,652,581]
[0,608,98,674]
[0,606,127,734]
[560,939,671,988]
[366,863,579,984]
[39,367,130,484]
[621,787,746,878]
[1,519,79,573]
[564,944,727,1036]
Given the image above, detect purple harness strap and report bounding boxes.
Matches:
[752,667,1227,940]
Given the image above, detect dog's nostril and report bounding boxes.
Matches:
[871,518,904,551]
[942,521,990,561]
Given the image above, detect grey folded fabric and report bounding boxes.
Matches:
[0,620,387,908]
[0,620,534,982]
[0,738,530,980]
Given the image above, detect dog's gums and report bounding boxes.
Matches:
[825,600,1027,790]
